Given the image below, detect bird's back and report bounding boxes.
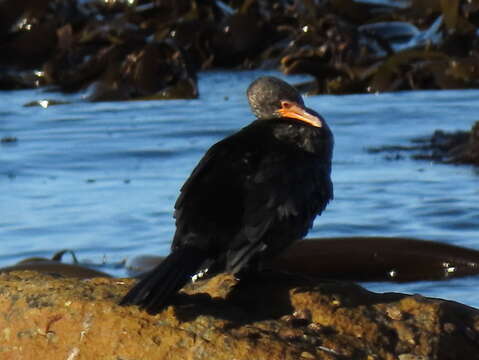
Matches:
[172,118,333,273]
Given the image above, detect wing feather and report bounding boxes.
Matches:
[172,122,333,274]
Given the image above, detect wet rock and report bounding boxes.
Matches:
[121,41,197,99]
[23,99,70,108]
[271,0,479,94]
[0,249,112,279]
[370,121,479,166]
[127,237,479,282]
[1,136,18,144]
[358,17,443,58]
[210,13,273,68]
[425,121,479,165]
[78,39,199,102]
[369,49,449,92]
[0,0,199,100]
[0,69,46,90]
[1,271,479,359]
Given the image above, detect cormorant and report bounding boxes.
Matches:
[120,76,334,313]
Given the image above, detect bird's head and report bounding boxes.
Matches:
[247,76,323,128]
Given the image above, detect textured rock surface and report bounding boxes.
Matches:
[1,271,479,359]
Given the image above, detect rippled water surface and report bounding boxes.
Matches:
[1,71,478,306]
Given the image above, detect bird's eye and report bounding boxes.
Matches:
[281,101,292,109]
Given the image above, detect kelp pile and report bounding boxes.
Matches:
[0,0,478,100]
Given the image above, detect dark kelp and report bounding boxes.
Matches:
[1,0,479,100]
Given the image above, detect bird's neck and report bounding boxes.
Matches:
[263,118,330,155]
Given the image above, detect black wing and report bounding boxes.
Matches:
[172,133,249,251]
[172,123,332,273]
[225,142,332,272]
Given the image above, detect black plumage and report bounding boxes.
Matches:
[120,76,334,313]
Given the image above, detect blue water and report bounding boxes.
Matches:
[1,71,478,306]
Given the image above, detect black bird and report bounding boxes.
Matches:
[120,76,334,313]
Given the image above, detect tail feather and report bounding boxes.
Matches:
[120,247,207,314]
[226,241,267,274]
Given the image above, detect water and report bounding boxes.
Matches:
[1,71,478,306]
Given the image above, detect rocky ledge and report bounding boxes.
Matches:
[1,271,478,359]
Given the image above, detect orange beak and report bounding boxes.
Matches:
[277,101,322,127]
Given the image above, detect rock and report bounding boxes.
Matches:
[446,121,479,165]
[1,136,18,144]
[1,271,479,359]
[0,261,111,279]
[369,121,479,166]
[127,237,479,282]
[0,249,112,279]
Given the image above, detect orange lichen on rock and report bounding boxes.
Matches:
[0,271,478,359]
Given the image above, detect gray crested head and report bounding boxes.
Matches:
[247,76,304,120]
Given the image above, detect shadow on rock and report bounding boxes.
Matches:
[173,271,404,326]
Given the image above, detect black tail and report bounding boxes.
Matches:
[120,247,207,314]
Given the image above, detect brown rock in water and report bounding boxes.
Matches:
[1,271,479,359]
[370,121,479,166]
[127,237,479,282]
[447,121,479,165]
[410,121,479,165]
